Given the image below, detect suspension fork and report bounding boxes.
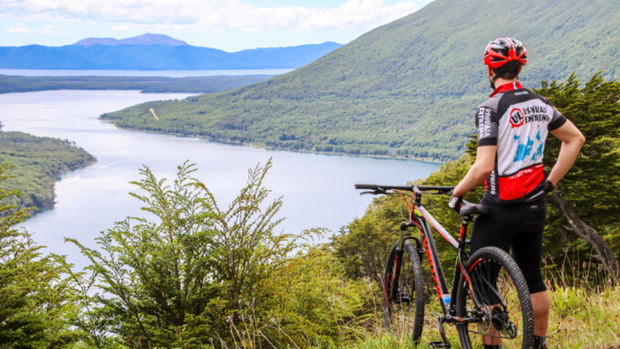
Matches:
[389,221,423,300]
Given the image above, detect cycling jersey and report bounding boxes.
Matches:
[476,81,567,203]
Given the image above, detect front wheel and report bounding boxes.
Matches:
[456,246,535,349]
[383,239,425,343]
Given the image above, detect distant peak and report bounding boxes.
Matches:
[72,33,188,46]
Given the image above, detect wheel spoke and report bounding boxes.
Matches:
[456,247,534,349]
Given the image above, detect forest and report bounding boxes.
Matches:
[0,75,274,94]
[0,131,95,211]
[1,73,618,347]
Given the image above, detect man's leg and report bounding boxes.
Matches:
[531,290,551,348]
[531,290,550,336]
[469,204,510,347]
[511,200,548,348]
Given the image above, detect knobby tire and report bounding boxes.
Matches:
[456,246,535,349]
[383,240,425,343]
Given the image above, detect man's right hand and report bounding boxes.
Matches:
[525,179,554,203]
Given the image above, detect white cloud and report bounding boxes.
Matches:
[6,23,64,35]
[7,24,32,33]
[1,0,416,32]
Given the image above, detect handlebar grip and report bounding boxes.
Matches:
[354,184,379,190]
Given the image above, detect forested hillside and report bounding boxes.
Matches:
[0,132,95,210]
[0,74,274,94]
[102,0,619,161]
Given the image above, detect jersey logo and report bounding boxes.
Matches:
[513,129,544,162]
[509,108,524,128]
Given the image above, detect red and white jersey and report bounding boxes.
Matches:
[476,82,567,203]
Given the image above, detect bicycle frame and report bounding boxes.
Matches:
[359,184,483,320]
[394,186,472,316]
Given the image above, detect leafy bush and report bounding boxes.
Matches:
[69,160,373,347]
[0,163,84,347]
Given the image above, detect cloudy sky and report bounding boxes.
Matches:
[0,0,434,51]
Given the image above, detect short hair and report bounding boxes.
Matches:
[493,60,522,80]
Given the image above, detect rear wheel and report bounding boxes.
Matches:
[383,239,425,343]
[456,246,535,349]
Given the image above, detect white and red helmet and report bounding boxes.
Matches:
[483,37,527,69]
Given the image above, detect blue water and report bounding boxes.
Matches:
[0,90,439,268]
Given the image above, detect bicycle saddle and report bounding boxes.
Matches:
[459,202,490,217]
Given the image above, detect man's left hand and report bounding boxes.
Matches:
[448,195,463,213]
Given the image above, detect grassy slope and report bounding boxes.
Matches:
[102,0,619,161]
[348,285,620,348]
[0,132,95,211]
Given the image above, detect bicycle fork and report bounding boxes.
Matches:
[388,222,422,303]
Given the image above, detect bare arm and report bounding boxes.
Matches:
[452,145,496,197]
[547,120,585,186]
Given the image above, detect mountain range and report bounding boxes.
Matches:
[102,0,619,161]
[73,33,188,46]
[0,34,342,70]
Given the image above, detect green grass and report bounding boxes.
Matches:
[549,286,620,348]
[344,285,620,348]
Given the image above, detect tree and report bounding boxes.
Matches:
[535,73,620,279]
[0,163,83,347]
[69,161,229,347]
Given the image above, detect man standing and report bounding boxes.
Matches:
[449,37,585,349]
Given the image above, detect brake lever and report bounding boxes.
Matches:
[359,189,388,195]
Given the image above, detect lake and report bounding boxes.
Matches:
[0,90,439,268]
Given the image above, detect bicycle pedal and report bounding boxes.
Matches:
[429,341,450,348]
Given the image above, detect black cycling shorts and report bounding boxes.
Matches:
[470,195,548,294]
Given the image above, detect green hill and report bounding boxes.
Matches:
[0,132,95,211]
[0,74,274,94]
[102,0,619,162]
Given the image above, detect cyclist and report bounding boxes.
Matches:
[448,37,585,349]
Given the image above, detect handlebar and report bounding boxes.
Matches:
[355,183,489,217]
[354,183,454,195]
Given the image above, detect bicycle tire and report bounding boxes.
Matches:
[456,246,535,349]
[383,239,425,343]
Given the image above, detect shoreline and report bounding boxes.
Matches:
[99,119,446,165]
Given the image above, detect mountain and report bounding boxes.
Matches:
[73,33,188,46]
[0,38,342,70]
[102,0,619,162]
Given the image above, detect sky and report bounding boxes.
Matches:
[0,0,434,52]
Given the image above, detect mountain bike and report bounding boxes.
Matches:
[355,184,534,348]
